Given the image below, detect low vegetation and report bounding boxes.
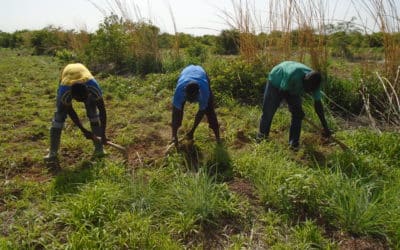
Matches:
[1,0,399,248]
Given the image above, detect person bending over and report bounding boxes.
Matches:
[258,61,331,149]
[172,65,220,147]
[44,63,107,161]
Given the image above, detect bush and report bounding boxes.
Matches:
[30,26,67,55]
[83,15,131,74]
[215,29,240,55]
[206,58,266,105]
[0,31,24,48]
[55,49,75,63]
[186,42,208,64]
[84,15,162,75]
[325,75,363,115]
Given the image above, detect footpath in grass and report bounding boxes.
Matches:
[1,48,399,249]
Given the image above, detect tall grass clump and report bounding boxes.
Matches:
[353,0,400,125]
[318,168,396,239]
[221,0,259,62]
[346,129,400,166]
[234,143,323,218]
[354,0,400,81]
[156,167,243,237]
[220,0,333,80]
[292,220,335,249]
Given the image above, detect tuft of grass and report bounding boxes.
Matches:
[319,170,389,237]
[157,167,244,236]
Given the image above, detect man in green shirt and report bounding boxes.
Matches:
[258,61,331,149]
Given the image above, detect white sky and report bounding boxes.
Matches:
[0,0,391,35]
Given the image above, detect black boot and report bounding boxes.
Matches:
[91,122,105,157]
[44,127,62,162]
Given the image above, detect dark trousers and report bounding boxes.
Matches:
[259,83,305,147]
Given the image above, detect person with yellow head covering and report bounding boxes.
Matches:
[44,63,108,162]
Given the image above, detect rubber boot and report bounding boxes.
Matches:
[44,127,62,162]
[91,123,105,157]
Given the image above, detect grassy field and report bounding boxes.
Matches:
[1,48,400,249]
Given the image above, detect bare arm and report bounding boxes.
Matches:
[172,106,183,145]
[186,109,206,139]
[314,100,331,137]
[66,104,92,139]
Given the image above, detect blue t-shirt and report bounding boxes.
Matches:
[173,65,210,110]
[57,79,103,105]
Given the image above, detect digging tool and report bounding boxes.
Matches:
[303,117,350,151]
[93,136,127,154]
[164,137,186,155]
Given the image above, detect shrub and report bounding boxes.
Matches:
[215,29,240,55]
[55,49,75,63]
[30,26,67,55]
[84,15,162,75]
[186,42,208,64]
[0,31,24,48]
[83,15,131,74]
[206,58,266,105]
[324,75,363,115]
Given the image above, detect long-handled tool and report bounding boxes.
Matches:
[303,117,350,151]
[164,137,186,155]
[93,136,127,154]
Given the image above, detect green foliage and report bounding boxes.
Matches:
[319,172,389,237]
[0,31,24,48]
[215,29,240,55]
[206,57,266,104]
[129,22,162,75]
[159,168,242,235]
[30,26,67,55]
[367,32,384,47]
[175,32,195,48]
[83,15,131,74]
[207,143,233,181]
[292,220,334,249]
[325,75,363,114]
[161,50,186,73]
[84,15,162,75]
[100,75,139,100]
[234,143,323,218]
[2,40,400,248]
[143,70,180,91]
[347,130,400,167]
[186,41,208,64]
[55,49,75,63]
[158,32,174,49]
[60,181,128,227]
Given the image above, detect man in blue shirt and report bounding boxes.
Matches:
[258,61,331,149]
[172,65,220,147]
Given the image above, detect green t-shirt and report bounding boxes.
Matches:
[268,61,321,100]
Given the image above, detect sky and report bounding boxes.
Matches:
[0,0,392,36]
[0,0,241,35]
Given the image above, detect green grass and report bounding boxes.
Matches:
[1,47,399,248]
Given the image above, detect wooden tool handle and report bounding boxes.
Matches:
[93,136,127,153]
